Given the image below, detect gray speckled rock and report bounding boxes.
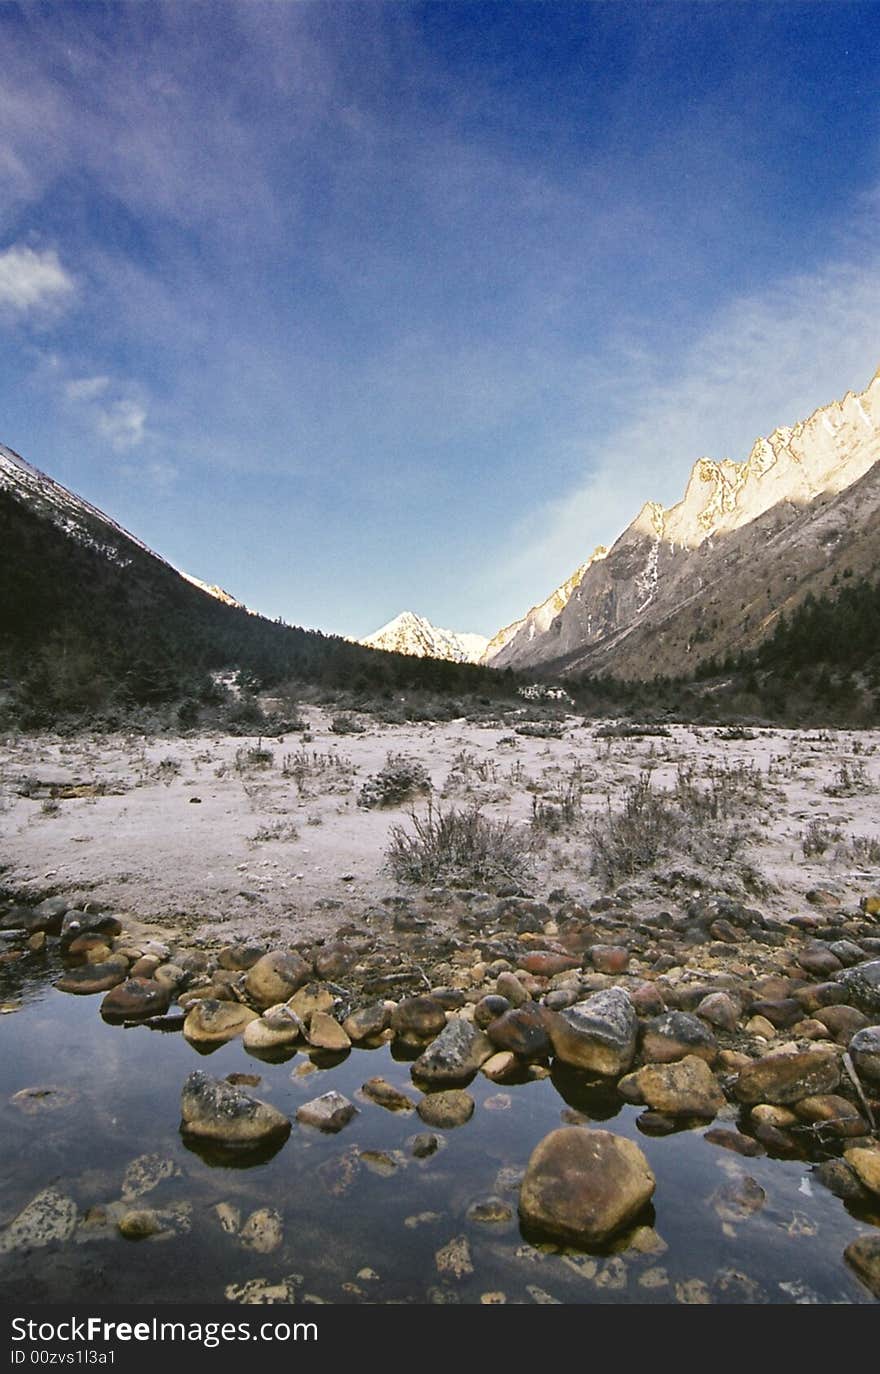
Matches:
[180,1071,290,1148]
[411,1017,494,1086]
[849,1025,880,1084]
[0,1187,78,1254]
[834,960,880,1014]
[546,987,637,1076]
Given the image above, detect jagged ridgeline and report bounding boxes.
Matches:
[0,446,516,728]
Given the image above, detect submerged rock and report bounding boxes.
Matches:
[416,1090,474,1128]
[519,1127,655,1246]
[0,1187,78,1254]
[179,1071,290,1149]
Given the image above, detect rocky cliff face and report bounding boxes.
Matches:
[489,368,880,678]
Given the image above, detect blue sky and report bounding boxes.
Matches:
[1,1,879,639]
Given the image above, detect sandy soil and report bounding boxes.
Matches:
[1,709,878,945]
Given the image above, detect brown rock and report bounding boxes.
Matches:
[416,1090,475,1128]
[307,1011,351,1051]
[734,1049,841,1105]
[519,1128,655,1245]
[100,978,171,1023]
[620,1056,725,1119]
[244,951,311,1010]
[390,996,447,1040]
[183,999,258,1049]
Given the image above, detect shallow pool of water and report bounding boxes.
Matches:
[0,950,877,1305]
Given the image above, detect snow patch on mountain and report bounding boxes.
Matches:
[361,611,488,664]
[0,441,246,611]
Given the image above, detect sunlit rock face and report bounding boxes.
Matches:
[487,367,880,678]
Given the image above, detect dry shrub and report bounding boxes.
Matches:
[387,801,532,887]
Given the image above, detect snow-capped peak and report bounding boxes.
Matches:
[361,611,489,664]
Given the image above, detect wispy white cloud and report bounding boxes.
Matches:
[0,244,75,315]
[64,374,109,402]
[95,398,147,451]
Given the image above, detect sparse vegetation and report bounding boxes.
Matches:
[387,800,532,887]
[802,819,843,858]
[359,753,431,809]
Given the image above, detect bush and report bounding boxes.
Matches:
[359,753,431,809]
[387,801,532,887]
[330,713,365,735]
[589,768,753,887]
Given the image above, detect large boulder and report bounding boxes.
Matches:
[519,1128,655,1245]
[834,960,880,1014]
[411,1018,494,1086]
[733,1049,840,1106]
[546,987,637,1076]
[180,1071,290,1148]
[244,951,311,1010]
[620,1056,725,1119]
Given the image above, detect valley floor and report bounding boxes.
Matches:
[1,710,878,944]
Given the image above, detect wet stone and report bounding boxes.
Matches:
[640,1012,718,1065]
[180,1070,290,1148]
[519,1127,655,1246]
[620,1056,725,1119]
[486,1005,550,1058]
[183,999,258,1049]
[734,1049,841,1106]
[546,987,637,1076]
[391,995,448,1040]
[416,1090,475,1128]
[101,978,171,1023]
[56,955,129,995]
[411,1018,494,1086]
[296,1091,357,1133]
[343,1001,391,1042]
[360,1077,415,1112]
[845,1235,880,1299]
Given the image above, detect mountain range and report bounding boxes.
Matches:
[2,364,879,700]
[367,366,880,679]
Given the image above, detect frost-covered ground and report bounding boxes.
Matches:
[1,710,878,946]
